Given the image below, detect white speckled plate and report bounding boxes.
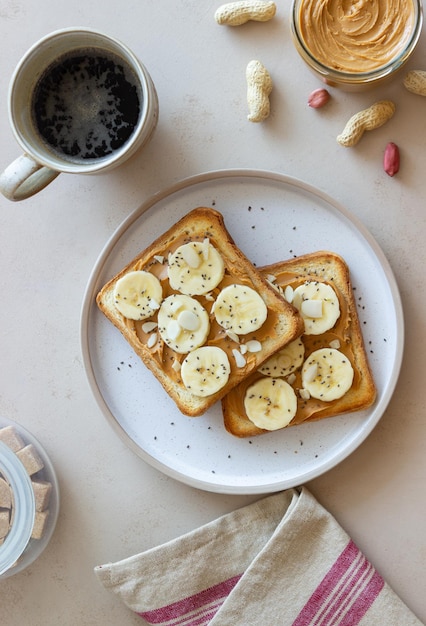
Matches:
[80,169,403,494]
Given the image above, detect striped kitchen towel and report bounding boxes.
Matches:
[94,487,423,625]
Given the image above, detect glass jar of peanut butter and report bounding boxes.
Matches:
[291,0,423,90]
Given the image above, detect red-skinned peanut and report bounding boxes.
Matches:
[384,142,400,177]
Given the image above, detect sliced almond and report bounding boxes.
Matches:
[177,310,200,331]
[232,349,246,368]
[172,359,181,372]
[142,321,158,333]
[284,285,294,303]
[246,339,262,353]
[301,299,323,318]
[202,238,210,261]
[181,245,201,268]
[226,330,240,343]
[147,333,158,348]
[167,320,181,341]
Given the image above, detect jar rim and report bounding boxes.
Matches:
[0,441,35,577]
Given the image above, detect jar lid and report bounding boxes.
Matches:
[0,441,35,576]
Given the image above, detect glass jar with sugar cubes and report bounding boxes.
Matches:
[0,416,59,578]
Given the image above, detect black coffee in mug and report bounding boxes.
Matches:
[32,48,142,161]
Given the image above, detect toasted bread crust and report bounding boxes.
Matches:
[96,208,304,416]
[222,251,377,436]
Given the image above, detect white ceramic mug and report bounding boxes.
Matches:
[0,27,158,201]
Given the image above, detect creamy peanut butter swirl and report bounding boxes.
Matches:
[298,0,416,72]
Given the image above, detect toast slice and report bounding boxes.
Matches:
[222,251,377,436]
[96,208,304,416]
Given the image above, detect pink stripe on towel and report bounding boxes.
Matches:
[292,540,384,626]
[138,574,242,625]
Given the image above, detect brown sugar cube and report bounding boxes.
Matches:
[31,480,52,512]
[0,426,25,452]
[0,477,12,509]
[31,510,49,539]
[16,444,44,476]
[0,509,10,539]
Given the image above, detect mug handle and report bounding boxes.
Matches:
[0,154,60,202]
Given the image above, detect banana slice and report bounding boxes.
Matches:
[244,377,297,430]
[292,281,340,335]
[181,346,231,397]
[258,338,305,377]
[214,284,268,335]
[113,270,163,321]
[301,348,354,401]
[157,294,210,354]
[167,239,225,296]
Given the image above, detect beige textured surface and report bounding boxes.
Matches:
[0,1,425,624]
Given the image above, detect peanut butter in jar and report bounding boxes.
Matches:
[291,0,423,90]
